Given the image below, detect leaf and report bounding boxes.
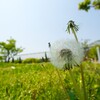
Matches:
[68,91,77,100]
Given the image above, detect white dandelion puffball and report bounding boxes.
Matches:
[50,39,84,69]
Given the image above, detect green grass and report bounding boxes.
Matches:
[0,62,100,100]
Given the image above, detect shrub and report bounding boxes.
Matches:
[87,45,100,60]
[0,56,3,62]
[44,52,49,62]
[22,58,41,63]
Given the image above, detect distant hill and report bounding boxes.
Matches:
[89,40,100,47]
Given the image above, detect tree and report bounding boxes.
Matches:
[0,38,23,62]
[66,20,79,42]
[78,0,100,11]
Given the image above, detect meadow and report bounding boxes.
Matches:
[0,62,100,100]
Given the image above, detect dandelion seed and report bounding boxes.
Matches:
[50,39,84,70]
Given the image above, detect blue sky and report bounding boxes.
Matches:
[0,0,100,54]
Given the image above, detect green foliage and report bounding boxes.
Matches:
[22,58,41,63]
[18,57,22,63]
[0,38,23,62]
[0,62,100,99]
[79,0,100,11]
[93,0,100,9]
[13,59,20,63]
[0,56,3,62]
[13,58,22,63]
[88,45,100,59]
[79,0,91,11]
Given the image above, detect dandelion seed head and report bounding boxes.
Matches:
[50,39,84,69]
[60,49,73,61]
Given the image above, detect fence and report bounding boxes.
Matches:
[14,52,50,60]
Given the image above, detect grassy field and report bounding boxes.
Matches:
[0,62,100,100]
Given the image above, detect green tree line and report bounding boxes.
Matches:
[0,38,23,62]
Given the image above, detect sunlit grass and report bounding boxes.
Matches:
[0,62,100,100]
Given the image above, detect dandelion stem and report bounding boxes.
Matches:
[56,69,70,100]
[68,69,84,100]
[71,28,78,42]
[80,64,88,100]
